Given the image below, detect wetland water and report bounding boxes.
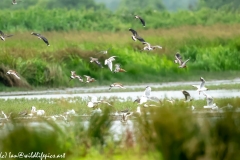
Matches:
[0,90,239,100]
[0,79,239,100]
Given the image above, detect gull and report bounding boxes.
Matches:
[134,86,157,105]
[182,90,193,102]
[104,56,117,72]
[70,71,83,82]
[129,28,145,42]
[84,75,96,83]
[0,31,13,41]
[203,92,218,110]
[98,47,111,54]
[90,57,103,68]
[114,64,126,73]
[109,83,125,90]
[31,32,50,46]
[174,52,190,68]
[134,15,145,27]
[31,106,45,116]
[142,42,162,51]
[192,77,208,95]
[6,70,20,79]
[87,96,101,108]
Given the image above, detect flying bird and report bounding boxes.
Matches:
[98,47,111,54]
[0,31,13,41]
[109,83,125,90]
[142,42,162,51]
[114,64,126,73]
[174,52,190,68]
[134,15,145,27]
[192,77,208,95]
[104,56,117,72]
[182,90,193,102]
[84,75,96,83]
[90,57,103,68]
[70,71,83,82]
[6,70,20,79]
[31,32,50,46]
[129,28,145,42]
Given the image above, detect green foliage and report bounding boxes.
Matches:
[1,8,240,32]
[1,97,240,159]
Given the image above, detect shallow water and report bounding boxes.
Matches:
[0,89,239,100]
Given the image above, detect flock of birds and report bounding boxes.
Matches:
[0,10,226,124]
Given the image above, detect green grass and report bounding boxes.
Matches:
[1,97,240,117]
[1,99,240,160]
[1,24,240,89]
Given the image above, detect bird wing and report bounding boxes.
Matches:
[129,28,138,36]
[200,77,205,88]
[95,60,103,68]
[136,35,145,42]
[107,61,113,72]
[144,87,151,98]
[40,36,50,46]
[175,53,182,64]
[182,90,190,100]
[143,42,151,48]
[192,85,199,89]
[152,45,162,49]
[31,32,41,36]
[138,16,146,27]
[181,58,190,66]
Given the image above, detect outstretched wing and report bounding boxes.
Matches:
[31,32,41,36]
[129,28,138,36]
[136,35,145,42]
[138,16,145,27]
[40,36,50,46]
[182,90,190,101]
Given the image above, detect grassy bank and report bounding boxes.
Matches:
[0,24,240,89]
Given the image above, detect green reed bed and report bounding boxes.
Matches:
[0,25,240,89]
